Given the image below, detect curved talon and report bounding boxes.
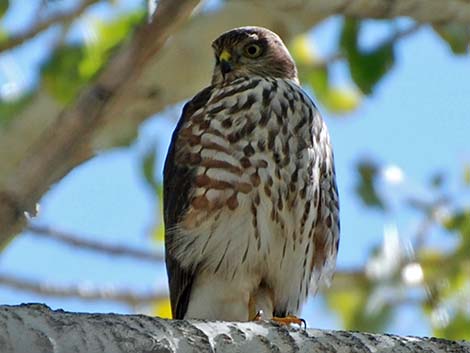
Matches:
[271,315,306,329]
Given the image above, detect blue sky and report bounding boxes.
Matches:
[1,2,469,336]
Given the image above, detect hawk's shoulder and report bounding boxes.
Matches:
[163,85,214,224]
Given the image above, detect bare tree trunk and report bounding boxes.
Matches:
[0,304,468,353]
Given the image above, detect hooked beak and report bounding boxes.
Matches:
[219,50,232,76]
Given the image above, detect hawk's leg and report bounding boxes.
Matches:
[249,284,274,321]
[250,310,262,321]
[184,274,250,321]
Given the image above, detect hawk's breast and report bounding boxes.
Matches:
[170,76,337,313]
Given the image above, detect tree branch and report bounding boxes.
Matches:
[0,0,201,247]
[27,224,163,263]
[1,304,469,353]
[0,274,165,306]
[0,0,101,53]
[263,0,470,24]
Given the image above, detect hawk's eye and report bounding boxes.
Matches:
[244,43,263,58]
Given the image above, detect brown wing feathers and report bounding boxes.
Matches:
[163,86,214,319]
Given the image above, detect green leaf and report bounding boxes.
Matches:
[322,87,361,113]
[141,147,159,192]
[433,23,470,55]
[152,219,165,244]
[443,209,470,237]
[340,19,395,94]
[291,31,362,114]
[290,34,317,65]
[442,209,470,262]
[434,311,470,340]
[463,164,470,186]
[430,172,445,189]
[325,277,392,332]
[152,297,172,319]
[0,93,33,127]
[140,147,165,244]
[419,241,470,340]
[306,67,361,114]
[308,67,329,97]
[355,159,386,210]
[419,250,446,286]
[79,11,144,79]
[0,0,9,19]
[41,45,87,103]
[152,184,165,244]
[41,11,144,103]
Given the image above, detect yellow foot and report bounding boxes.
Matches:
[271,315,306,329]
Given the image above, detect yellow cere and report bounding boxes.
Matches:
[219,50,231,62]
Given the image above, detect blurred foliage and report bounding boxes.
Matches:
[0,0,8,20]
[290,35,361,114]
[433,23,470,55]
[152,297,172,319]
[140,148,165,243]
[41,11,144,103]
[153,201,165,243]
[444,209,470,240]
[355,160,386,209]
[443,209,470,264]
[464,164,470,186]
[141,148,168,315]
[340,19,395,95]
[0,93,33,127]
[141,146,159,192]
[326,156,470,339]
[42,45,87,103]
[325,273,392,332]
[78,11,144,78]
[435,312,470,341]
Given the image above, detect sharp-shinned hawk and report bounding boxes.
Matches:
[163,26,340,323]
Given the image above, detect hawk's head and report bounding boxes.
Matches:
[211,26,298,85]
